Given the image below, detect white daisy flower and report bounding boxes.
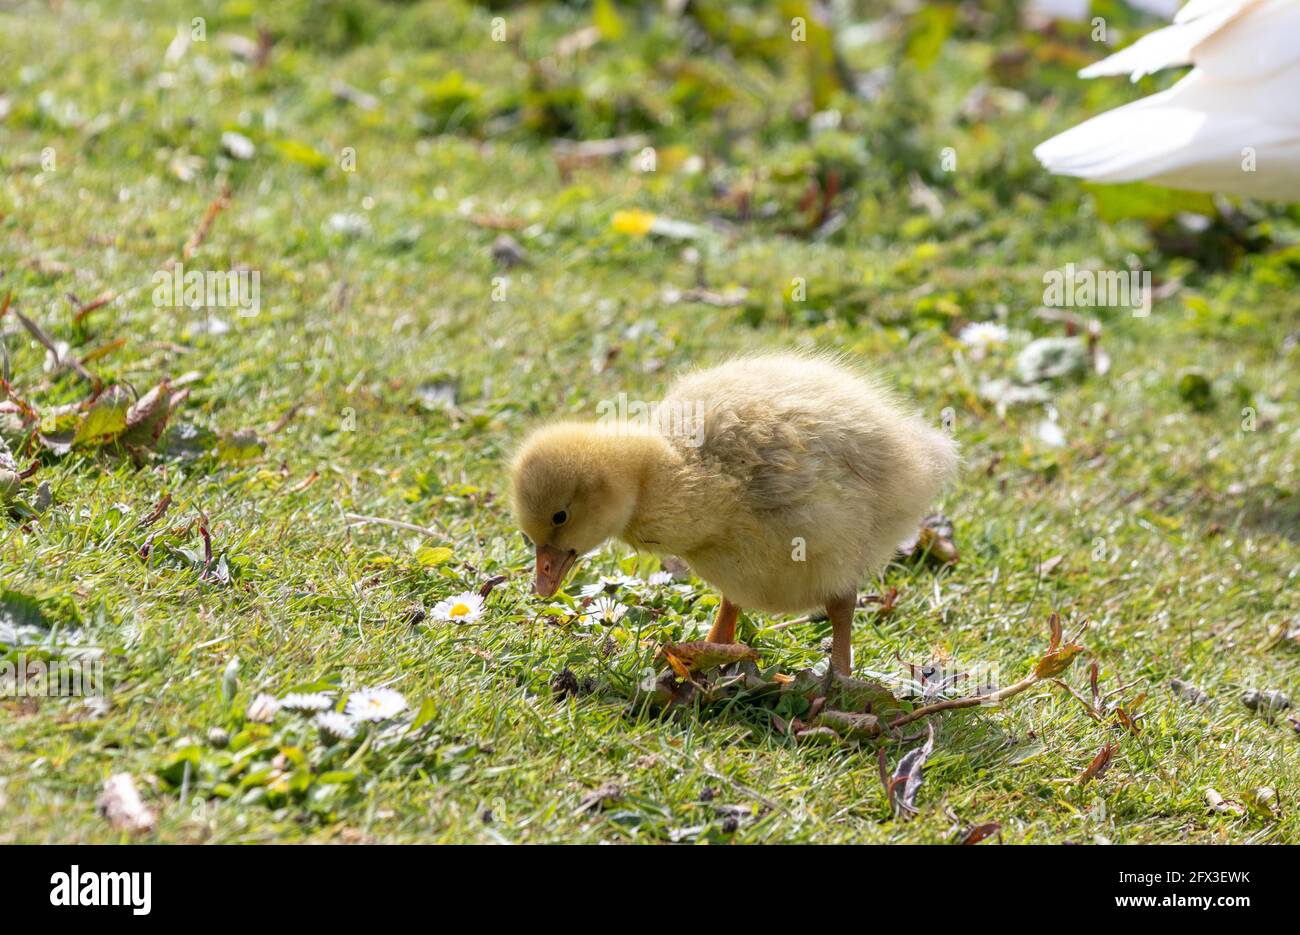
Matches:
[578,575,632,598]
[589,596,628,625]
[315,711,357,741]
[430,591,485,624]
[345,687,407,721]
[246,693,281,723]
[958,322,1010,354]
[280,692,334,712]
[646,571,673,586]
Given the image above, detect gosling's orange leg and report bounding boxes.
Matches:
[706,597,740,644]
[826,593,857,676]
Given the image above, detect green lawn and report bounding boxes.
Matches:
[0,0,1296,843]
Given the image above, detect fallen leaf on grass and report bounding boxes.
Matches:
[1205,788,1245,816]
[1170,678,1211,705]
[1034,612,1085,678]
[794,725,840,745]
[71,290,117,324]
[810,708,881,741]
[959,821,1001,845]
[1241,688,1290,718]
[859,586,899,619]
[785,668,908,718]
[1244,787,1278,821]
[1113,693,1146,735]
[216,428,266,463]
[1077,742,1115,784]
[577,782,622,813]
[72,386,129,446]
[96,773,156,835]
[120,381,172,447]
[415,546,453,568]
[180,184,231,260]
[897,514,959,566]
[0,435,20,504]
[138,493,172,527]
[159,422,217,461]
[660,641,758,675]
[884,722,936,818]
[284,471,319,494]
[15,308,92,381]
[1037,554,1064,576]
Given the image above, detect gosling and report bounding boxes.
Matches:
[510,352,958,675]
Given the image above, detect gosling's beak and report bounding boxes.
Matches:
[534,544,578,597]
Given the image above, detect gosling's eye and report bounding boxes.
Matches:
[552,510,568,526]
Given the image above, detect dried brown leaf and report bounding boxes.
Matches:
[959,821,1001,845]
[888,722,936,818]
[661,641,758,675]
[1077,742,1115,784]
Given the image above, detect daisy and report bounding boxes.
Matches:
[346,687,408,721]
[245,693,281,724]
[315,711,357,741]
[579,574,638,598]
[646,571,673,586]
[430,591,485,624]
[958,322,1009,355]
[280,692,334,712]
[589,596,628,625]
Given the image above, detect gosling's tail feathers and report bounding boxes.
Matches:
[916,420,960,498]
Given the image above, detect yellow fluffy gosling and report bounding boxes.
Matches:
[510,352,958,675]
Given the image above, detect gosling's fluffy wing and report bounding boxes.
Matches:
[688,401,832,512]
[663,353,942,515]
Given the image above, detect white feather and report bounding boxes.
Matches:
[1079,0,1254,79]
[1037,0,1300,198]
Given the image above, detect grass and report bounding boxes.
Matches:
[0,0,1296,844]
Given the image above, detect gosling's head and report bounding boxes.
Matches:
[510,423,640,597]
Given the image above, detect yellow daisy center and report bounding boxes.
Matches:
[450,602,471,618]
